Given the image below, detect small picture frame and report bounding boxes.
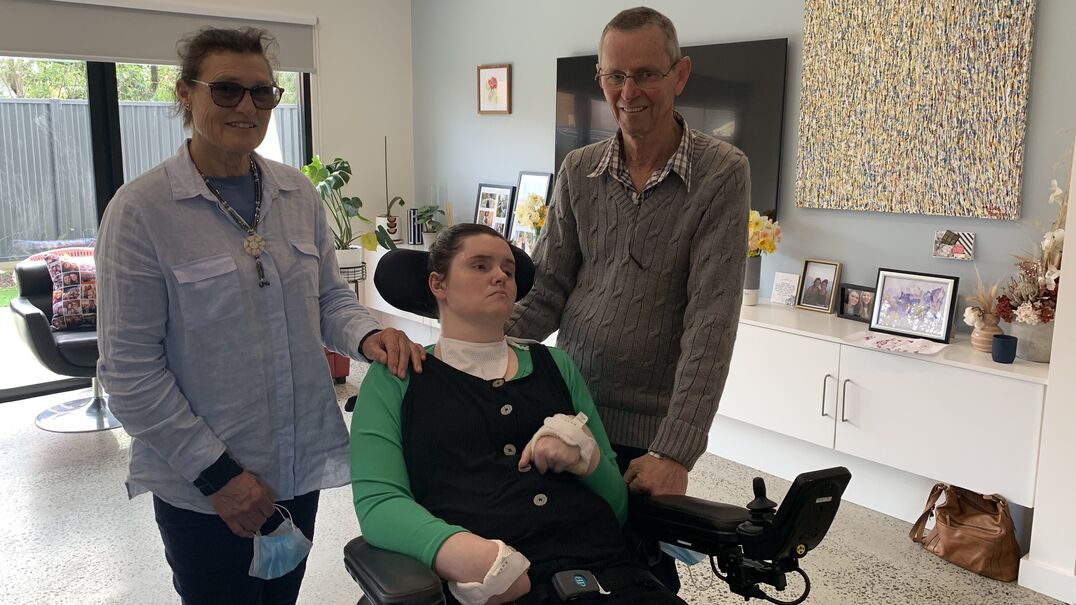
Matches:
[869,268,960,344]
[837,283,876,323]
[796,259,842,313]
[477,64,511,114]
[507,171,554,255]
[770,272,800,306]
[932,230,976,260]
[473,183,516,237]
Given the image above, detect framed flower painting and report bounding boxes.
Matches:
[869,268,959,343]
[477,64,511,114]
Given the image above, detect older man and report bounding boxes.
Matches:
[507,7,748,497]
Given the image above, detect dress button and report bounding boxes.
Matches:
[533,493,548,507]
[500,404,513,416]
[503,444,517,456]
[492,379,505,388]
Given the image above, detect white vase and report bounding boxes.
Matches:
[335,247,364,269]
[422,231,438,248]
[375,215,402,243]
[1010,321,1054,363]
[743,255,762,306]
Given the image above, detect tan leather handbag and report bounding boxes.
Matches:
[909,483,1020,582]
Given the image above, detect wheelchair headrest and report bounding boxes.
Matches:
[373,245,535,320]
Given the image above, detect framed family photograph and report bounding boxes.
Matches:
[838,283,875,323]
[507,171,553,255]
[477,64,511,114]
[796,259,842,313]
[869,268,960,343]
[473,183,516,237]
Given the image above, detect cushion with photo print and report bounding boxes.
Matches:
[43,253,97,331]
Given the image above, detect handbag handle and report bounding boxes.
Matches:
[909,483,948,544]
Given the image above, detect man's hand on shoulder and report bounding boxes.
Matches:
[623,453,688,496]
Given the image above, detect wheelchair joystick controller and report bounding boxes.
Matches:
[738,477,778,537]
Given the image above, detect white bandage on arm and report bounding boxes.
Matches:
[525,412,596,475]
[448,540,530,605]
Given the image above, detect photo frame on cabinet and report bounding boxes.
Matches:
[796,259,842,313]
[473,183,516,238]
[837,283,875,323]
[869,268,960,344]
[477,64,511,114]
[507,171,553,256]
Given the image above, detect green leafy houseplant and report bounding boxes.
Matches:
[302,156,395,251]
[414,204,446,233]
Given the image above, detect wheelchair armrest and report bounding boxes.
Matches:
[343,537,445,605]
[628,494,751,555]
[627,466,851,561]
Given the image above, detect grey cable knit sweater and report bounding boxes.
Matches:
[506,132,749,469]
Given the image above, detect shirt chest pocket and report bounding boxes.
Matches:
[286,240,320,298]
[172,254,243,330]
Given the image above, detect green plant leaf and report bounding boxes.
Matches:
[375,225,397,250]
[358,232,379,251]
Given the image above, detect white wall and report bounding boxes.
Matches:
[411,0,1076,314]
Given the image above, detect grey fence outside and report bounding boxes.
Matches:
[0,99,301,261]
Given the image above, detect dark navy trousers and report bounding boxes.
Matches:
[153,490,320,605]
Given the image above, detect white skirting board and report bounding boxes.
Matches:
[1018,557,1076,604]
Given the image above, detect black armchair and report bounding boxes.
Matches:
[344,466,851,604]
[10,259,120,433]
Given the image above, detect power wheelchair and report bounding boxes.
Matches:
[343,247,852,604]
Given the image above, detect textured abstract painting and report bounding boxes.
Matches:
[795,1,1036,220]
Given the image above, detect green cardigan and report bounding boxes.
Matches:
[350,344,628,568]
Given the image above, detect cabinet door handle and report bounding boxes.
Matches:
[840,379,851,422]
[821,374,834,416]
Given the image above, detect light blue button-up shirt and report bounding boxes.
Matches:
[97,142,381,514]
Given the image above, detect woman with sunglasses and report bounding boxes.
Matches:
[96,27,423,605]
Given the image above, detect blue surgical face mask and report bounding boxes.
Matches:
[660,542,707,567]
[249,505,313,580]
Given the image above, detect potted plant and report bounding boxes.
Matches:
[744,209,782,306]
[302,155,395,268]
[414,204,446,247]
[375,136,407,243]
[994,179,1066,362]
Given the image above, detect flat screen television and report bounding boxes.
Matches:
[555,38,787,217]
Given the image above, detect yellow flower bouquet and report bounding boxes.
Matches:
[514,193,548,236]
[747,210,781,257]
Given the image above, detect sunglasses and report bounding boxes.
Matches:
[187,79,284,110]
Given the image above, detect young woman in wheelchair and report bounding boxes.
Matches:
[350,223,687,604]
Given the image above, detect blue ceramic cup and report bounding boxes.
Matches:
[992,334,1018,364]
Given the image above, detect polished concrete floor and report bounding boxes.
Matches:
[0,363,1062,605]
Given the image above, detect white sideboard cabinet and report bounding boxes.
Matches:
[717,302,1049,508]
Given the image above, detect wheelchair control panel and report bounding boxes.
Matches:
[630,466,851,604]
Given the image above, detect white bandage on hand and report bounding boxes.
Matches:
[448,540,530,605]
[525,412,596,475]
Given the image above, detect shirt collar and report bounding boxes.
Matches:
[587,112,695,192]
[166,140,300,203]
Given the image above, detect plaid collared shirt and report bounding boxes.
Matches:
[588,112,694,203]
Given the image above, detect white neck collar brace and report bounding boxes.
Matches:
[437,336,510,381]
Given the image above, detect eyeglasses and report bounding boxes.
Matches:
[595,60,680,90]
[187,79,284,110]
